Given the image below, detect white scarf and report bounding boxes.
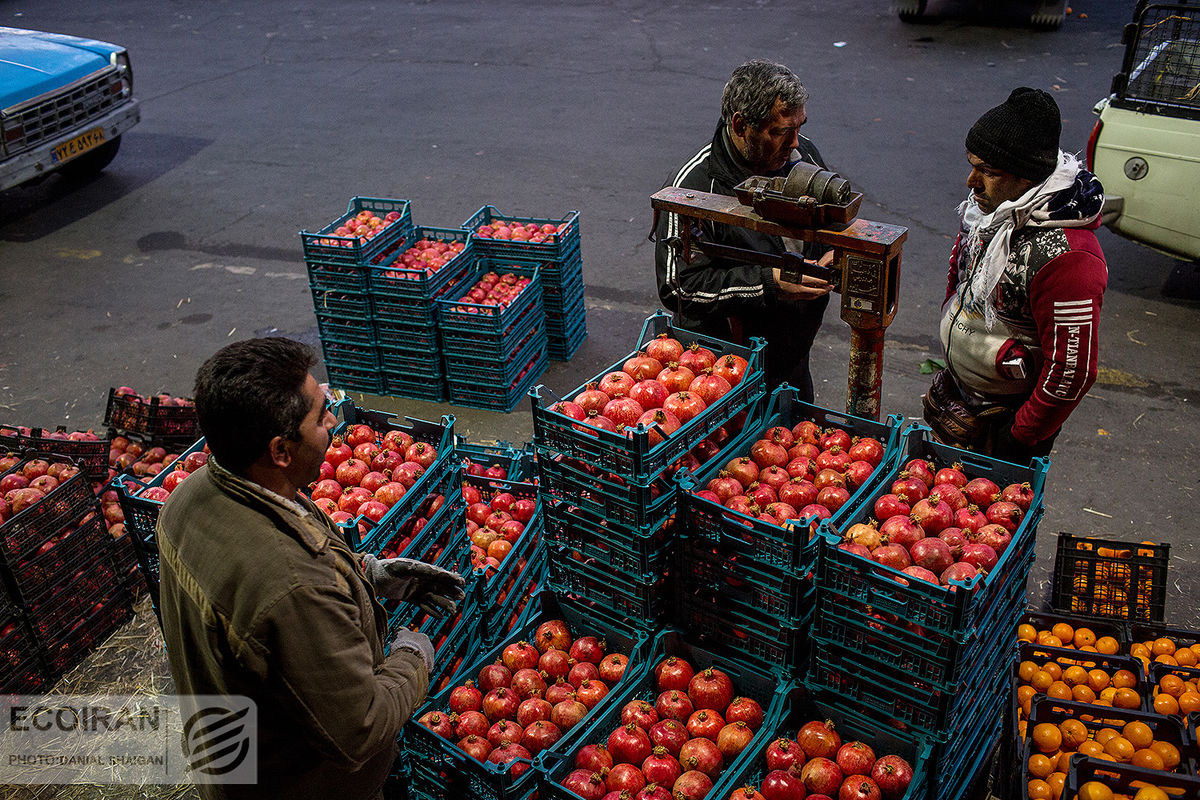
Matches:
[956,151,1089,329]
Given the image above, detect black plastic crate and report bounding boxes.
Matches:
[103,388,199,443]
[0,456,96,563]
[0,604,47,694]
[1064,757,1200,800]
[37,586,133,680]
[300,196,414,266]
[0,425,109,481]
[1052,532,1170,623]
[24,555,120,641]
[1,510,110,608]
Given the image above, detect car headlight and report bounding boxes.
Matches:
[111,51,133,98]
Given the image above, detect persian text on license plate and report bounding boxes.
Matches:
[51,127,106,164]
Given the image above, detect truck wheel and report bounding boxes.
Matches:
[57,136,122,181]
[893,0,928,22]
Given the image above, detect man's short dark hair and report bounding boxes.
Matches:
[193,337,318,474]
[721,59,809,129]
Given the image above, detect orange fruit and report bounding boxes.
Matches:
[1122,721,1154,750]
[1153,654,1178,667]
[1190,643,1200,659]
[1130,748,1165,771]
[1072,684,1098,704]
[1131,643,1151,660]
[1018,623,1038,642]
[1099,687,1118,703]
[1096,636,1120,655]
[1151,637,1176,657]
[1043,662,1064,681]
[1174,648,1197,667]
[1104,736,1134,762]
[1060,719,1089,749]
[1178,691,1200,714]
[1043,634,1064,649]
[1018,684,1038,716]
[1159,674,1185,697]
[1028,753,1055,779]
[1052,622,1075,643]
[1046,772,1066,800]
[1077,780,1114,800]
[1133,787,1170,800]
[1094,727,1119,745]
[1031,670,1055,693]
[1112,669,1138,689]
[1088,670,1112,692]
[1019,660,1039,683]
[1074,628,1097,649]
[1048,681,1074,701]
[1056,750,1076,772]
[1029,779,1053,800]
[1152,693,1180,716]
[1033,722,1063,753]
[1063,665,1090,686]
[1113,688,1142,709]
[1077,740,1106,758]
[1148,740,1180,770]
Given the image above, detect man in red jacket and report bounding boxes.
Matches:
[923,87,1107,464]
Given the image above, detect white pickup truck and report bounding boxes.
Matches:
[0,26,140,191]
[1087,1,1200,262]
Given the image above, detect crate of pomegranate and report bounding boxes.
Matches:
[462,205,581,263]
[38,585,133,681]
[403,590,651,800]
[814,423,1049,641]
[459,439,537,484]
[368,226,473,308]
[530,310,767,485]
[463,474,546,649]
[389,571,483,699]
[710,685,931,800]
[536,627,790,800]
[1063,756,1200,800]
[104,387,199,444]
[300,196,414,269]
[0,511,112,609]
[0,600,47,694]
[0,453,97,565]
[1051,532,1171,624]
[675,384,905,574]
[1018,694,1194,800]
[0,425,109,482]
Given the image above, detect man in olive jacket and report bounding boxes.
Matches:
[157,338,465,800]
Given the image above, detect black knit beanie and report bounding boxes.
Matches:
[965,87,1061,181]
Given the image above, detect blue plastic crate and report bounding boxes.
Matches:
[461,205,581,262]
[401,590,652,800]
[530,311,767,485]
[457,439,536,483]
[300,196,414,266]
[708,685,932,800]
[447,348,548,414]
[676,385,905,574]
[535,628,792,800]
[368,226,473,301]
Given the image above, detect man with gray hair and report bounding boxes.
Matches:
[654,58,834,399]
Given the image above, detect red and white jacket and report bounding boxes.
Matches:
[940,218,1107,446]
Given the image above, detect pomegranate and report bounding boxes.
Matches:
[646,335,685,365]
[960,541,998,573]
[779,479,818,510]
[712,353,748,386]
[902,565,940,584]
[658,364,697,394]
[502,641,540,672]
[655,690,694,722]
[510,668,548,700]
[575,743,614,773]
[870,754,914,799]
[517,698,552,728]
[797,720,841,760]
[962,477,1000,507]
[954,505,988,534]
[846,521,883,551]
[449,681,483,713]
[539,649,571,680]
[909,496,953,534]
[654,657,695,692]
[800,757,844,796]
[569,635,606,665]
[599,371,637,399]
[685,709,725,741]
[535,619,573,653]
[725,696,764,730]
[999,481,1036,512]
[973,523,1012,556]
[478,662,512,692]
[600,653,630,683]
[575,679,610,710]
[985,501,1023,533]
[663,391,707,424]
[908,536,953,575]
[690,371,732,405]
[638,408,681,446]
[455,711,489,739]
[625,352,665,381]
[561,769,608,800]
[636,785,673,800]
[671,770,713,800]
[931,483,967,512]
[648,718,690,758]
[839,774,882,800]
[871,544,911,571]
[879,515,923,551]
[765,737,805,772]
[574,385,612,414]
[521,720,562,754]
[606,763,647,794]
[482,688,519,722]
[716,720,755,760]
[551,699,588,731]
[688,667,734,712]
[642,746,683,787]
[678,343,717,373]
[622,699,660,730]
[836,741,877,776]
[569,661,601,687]
[760,768,806,800]
[940,561,979,585]
[418,711,454,738]
[546,679,577,706]
[607,723,653,765]
[938,527,969,559]
[552,400,588,421]
[903,458,936,488]
[679,736,724,778]
[889,474,927,504]
[605,397,647,431]
[458,734,493,762]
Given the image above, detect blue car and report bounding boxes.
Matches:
[0,26,140,191]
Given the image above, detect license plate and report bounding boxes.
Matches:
[51,127,106,164]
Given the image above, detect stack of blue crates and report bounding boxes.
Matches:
[806,426,1049,800]
[461,206,587,361]
[529,311,767,636]
[301,197,415,394]
[674,386,904,677]
[437,260,548,412]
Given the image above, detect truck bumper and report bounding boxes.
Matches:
[0,99,140,191]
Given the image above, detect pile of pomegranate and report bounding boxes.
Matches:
[727,719,915,800]
[465,483,536,575]
[309,422,448,528]
[107,434,201,480]
[692,423,887,532]
[449,271,533,313]
[474,220,566,243]
[558,655,765,800]
[0,454,82,524]
[326,209,405,245]
[417,618,631,777]
[462,457,512,481]
[550,335,750,446]
[383,236,466,279]
[838,457,1036,587]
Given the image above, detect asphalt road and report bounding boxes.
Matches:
[2,0,1197,624]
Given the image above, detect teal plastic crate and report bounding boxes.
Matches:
[373,317,441,351]
[300,196,414,266]
[321,337,382,373]
[383,371,449,403]
[465,474,544,639]
[440,301,544,362]
[461,206,580,262]
[535,451,676,534]
[358,465,466,560]
[316,310,375,346]
[443,321,546,387]
[305,256,373,294]
[529,311,767,485]
[437,261,543,341]
[542,496,674,579]
[535,628,792,800]
[447,348,548,414]
[677,532,812,627]
[378,340,444,381]
[546,544,669,634]
[674,585,809,676]
[457,439,536,483]
[369,226,473,302]
[311,288,373,321]
[401,590,651,800]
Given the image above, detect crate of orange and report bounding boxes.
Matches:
[1145,663,1200,726]
[1013,642,1148,739]
[1129,624,1200,675]
[1021,695,1193,800]
[1051,532,1170,624]
[1063,755,1200,800]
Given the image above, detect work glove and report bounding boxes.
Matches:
[362,554,467,618]
[389,628,434,674]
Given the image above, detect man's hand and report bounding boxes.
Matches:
[773,251,835,302]
[390,628,434,673]
[362,555,467,618]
